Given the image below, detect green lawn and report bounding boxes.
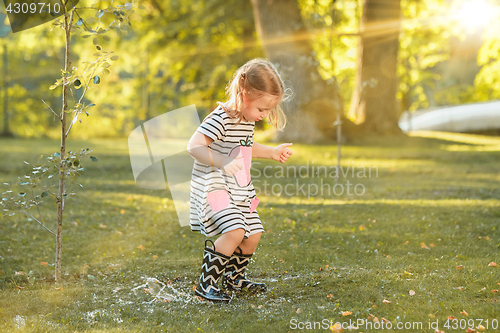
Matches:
[0,131,499,332]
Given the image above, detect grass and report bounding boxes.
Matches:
[0,131,499,332]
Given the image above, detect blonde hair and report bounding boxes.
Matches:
[218,58,287,131]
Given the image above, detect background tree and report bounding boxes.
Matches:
[1,0,499,140]
[251,0,356,143]
[348,0,401,134]
[397,0,485,115]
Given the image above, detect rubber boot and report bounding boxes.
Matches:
[222,246,267,292]
[194,239,232,302]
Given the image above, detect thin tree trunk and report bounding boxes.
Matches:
[348,0,401,134]
[2,43,12,137]
[251,0,350,143]
[55,6,73,283]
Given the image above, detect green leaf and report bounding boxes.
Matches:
[20,182,29,186]
[93,76,100,84]
[90,156,98,162]
[19,193,26,197]
[103,35,110,41]
[73,160,80,167]
[77,18,83,26]
[98,10,104,18]
[41,192,48,197]
[92,37,99,45]
[88,103,95,107]
[110,55,119,61]
[54,152,60,157]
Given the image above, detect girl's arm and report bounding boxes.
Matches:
[253,142,293,163]
[187,131,243,176]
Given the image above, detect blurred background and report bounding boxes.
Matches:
[0,0,499,142]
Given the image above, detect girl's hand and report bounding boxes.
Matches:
[221,155,244,176]
[272,143,293,163]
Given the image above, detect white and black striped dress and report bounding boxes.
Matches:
[190,105,263,239]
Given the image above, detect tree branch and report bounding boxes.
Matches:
[149,0,164,15]
[72,7,93,33]
[42,99,62,121]
[20,210,56,236]
[30,187,46,231]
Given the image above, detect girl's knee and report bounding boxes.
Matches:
[225,228,246,242]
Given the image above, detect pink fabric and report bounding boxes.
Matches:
[250,196,260,213]
[229,146,252,187]
[207,190,230,212]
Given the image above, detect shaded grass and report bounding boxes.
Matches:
[0,131,499,332]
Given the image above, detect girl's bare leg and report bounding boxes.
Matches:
[237,232,262,254]
[213,228,245,256]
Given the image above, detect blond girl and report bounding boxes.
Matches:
[187,58,293,302]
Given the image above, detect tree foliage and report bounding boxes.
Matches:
[1,0,500,138]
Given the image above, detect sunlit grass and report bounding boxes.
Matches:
[1,133,499,332]
[410,130,500,146]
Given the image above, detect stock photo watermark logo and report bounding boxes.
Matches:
[128,105,378,227]
[128,105,201,227]
[2,0,80,33]
[251,162,378,199]
[128,105,261,228]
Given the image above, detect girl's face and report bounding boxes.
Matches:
[241,90,279,123]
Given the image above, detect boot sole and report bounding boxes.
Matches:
[194,289,232,303]
[224,284,267,293]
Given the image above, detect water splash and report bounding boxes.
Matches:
[132,277,201,304]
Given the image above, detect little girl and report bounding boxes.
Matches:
[187,58,293,302]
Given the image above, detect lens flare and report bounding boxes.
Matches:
[457,0,496,28]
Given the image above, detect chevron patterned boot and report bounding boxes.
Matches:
[222,246,267,292]
[194,239,232,303]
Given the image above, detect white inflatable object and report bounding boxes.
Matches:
[399,100,500,133]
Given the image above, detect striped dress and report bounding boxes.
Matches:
[190,105,263,239]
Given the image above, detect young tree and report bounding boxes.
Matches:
[1,0,134,283]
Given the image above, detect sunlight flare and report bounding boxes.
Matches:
[457,0,497,28]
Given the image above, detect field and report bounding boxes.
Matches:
[0,131,499,332]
